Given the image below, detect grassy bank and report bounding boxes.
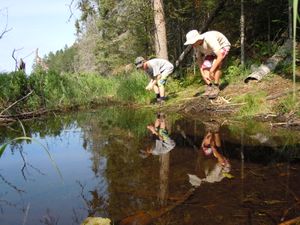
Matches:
[0,63,298,123]
[0,70,156,114]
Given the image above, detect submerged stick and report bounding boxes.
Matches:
[279,216,300,225]
[118,188,195,225]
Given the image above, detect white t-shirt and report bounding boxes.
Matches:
[195,31,231,57]
[152,139,176,155]
[146,58,174,78]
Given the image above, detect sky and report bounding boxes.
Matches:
[0,0,79,74]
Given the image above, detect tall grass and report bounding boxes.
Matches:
[274,94,300,115]
[0,70,153,113]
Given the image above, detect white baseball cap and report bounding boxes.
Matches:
[184,30,204,45]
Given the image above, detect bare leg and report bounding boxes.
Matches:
[159,85,165,98]
[154,119,160,128]
[153,85,160,95]
[214,69,222,84]
[214,132,221,148]
[201,69,212,85]
[213,61,223,84]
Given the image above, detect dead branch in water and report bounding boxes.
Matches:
[0,90,33,116]
[279,216,300,225]
[118,188,195,225]
[0,108,50,124]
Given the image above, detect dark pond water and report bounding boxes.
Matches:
[0,107,300,225]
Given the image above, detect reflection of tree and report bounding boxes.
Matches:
[77,181,108,217]
[40,209,59,225]
[0,193,18,214]
[0,173,25,193]
[158,153,170,205]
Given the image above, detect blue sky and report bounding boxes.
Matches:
[0,0,79,74]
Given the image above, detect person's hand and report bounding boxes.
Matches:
[209,70,214,80]
[204,76,211,84]
[145,84,153,90]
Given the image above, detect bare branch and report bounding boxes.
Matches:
[11,48,24,71]
[67,0,76,22]
[0,8,12,39]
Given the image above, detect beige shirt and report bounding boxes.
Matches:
[195,31,231,58]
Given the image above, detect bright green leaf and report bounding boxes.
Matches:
[0,143,8,158]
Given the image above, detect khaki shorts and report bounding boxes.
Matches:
[157,67,174,87]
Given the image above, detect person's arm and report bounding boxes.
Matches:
[145,79,157,90]
[147,125,159,136]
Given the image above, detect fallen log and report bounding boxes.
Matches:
[244,39,293,83]
[0,109,50,124]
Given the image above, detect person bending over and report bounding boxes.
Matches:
[184,30,231,99]
[135,56,174,103]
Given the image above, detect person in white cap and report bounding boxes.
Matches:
[135,56,174,103]
[184,30,231,99]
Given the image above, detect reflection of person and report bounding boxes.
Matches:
[140,113,175,158]
[184,30,231,99]
[189,121,231,186]
[135,57,174,103]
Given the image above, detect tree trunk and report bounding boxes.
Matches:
[244,39,292,83]
[240,0,245,66]
[153,0,168,59]
[288,0,293,39]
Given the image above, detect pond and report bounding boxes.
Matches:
[0,107,300,225]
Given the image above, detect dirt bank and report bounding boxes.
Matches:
[163,73,300,129]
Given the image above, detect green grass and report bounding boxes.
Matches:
[234,91,269,117]
[273,94,300,115]
[0,70,154,113]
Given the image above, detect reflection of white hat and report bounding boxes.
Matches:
[184,30,204,45]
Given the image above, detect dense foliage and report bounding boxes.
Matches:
[42,0,298,75]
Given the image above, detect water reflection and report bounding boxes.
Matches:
[140,112,176,209]
[140,112,176,158]
[198,120,231,183]
[178,120,232,187]
[0,108,299,225]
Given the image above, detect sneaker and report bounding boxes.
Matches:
[208,85,220,99]
[202,85,213,96]
[156,98,165,105]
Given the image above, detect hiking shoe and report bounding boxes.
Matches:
[157,98,166,105]
[202,85,213,96]
[208,85,220,99]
